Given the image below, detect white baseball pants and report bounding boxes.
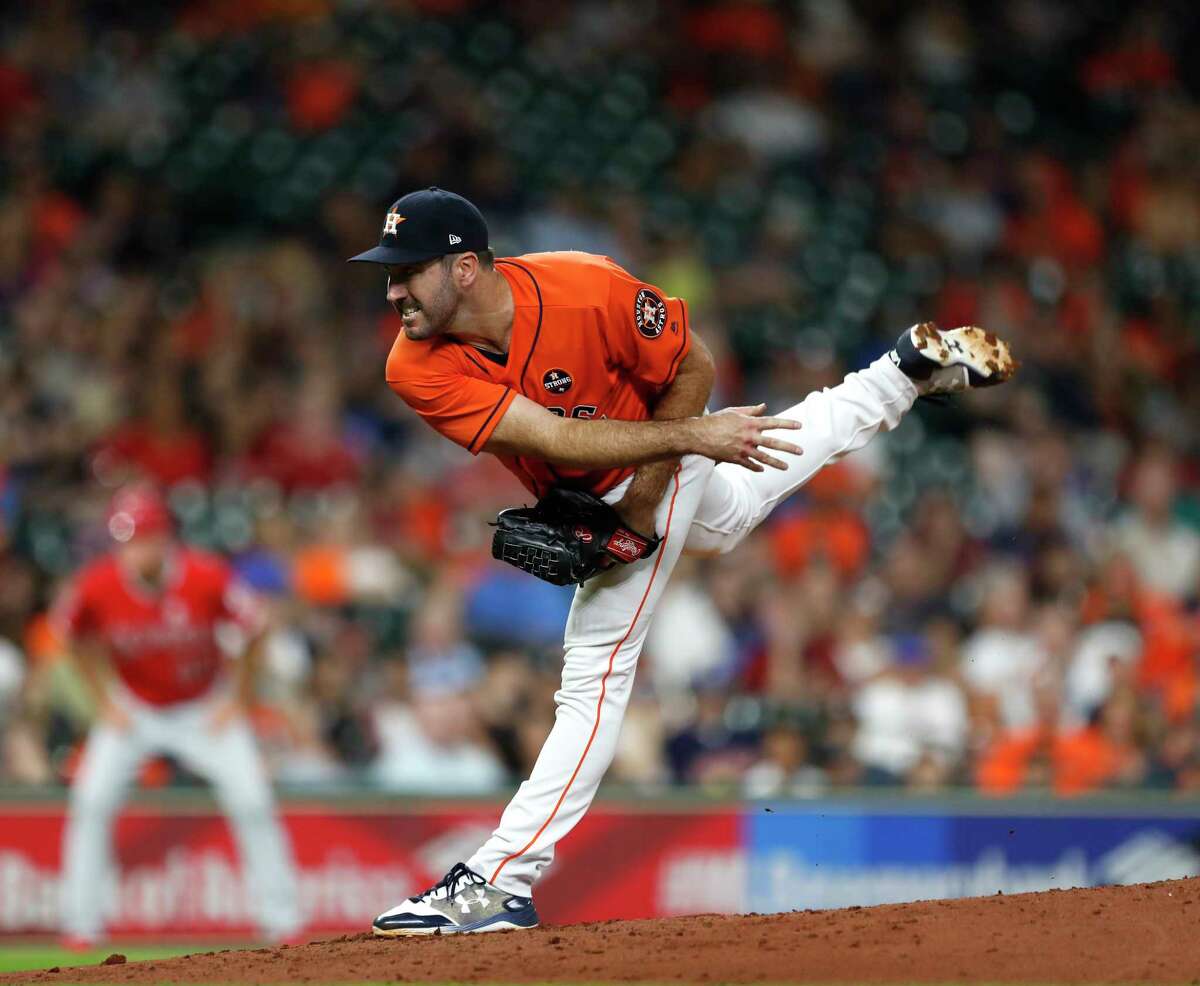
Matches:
[60,685,301,940]
[468,355,918,894]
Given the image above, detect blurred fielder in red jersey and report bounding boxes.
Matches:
[51,484,301,947]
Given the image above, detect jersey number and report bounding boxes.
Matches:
[547,405,599,419]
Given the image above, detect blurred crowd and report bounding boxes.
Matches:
[1,0,1199,798]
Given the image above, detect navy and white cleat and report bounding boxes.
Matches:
[889,322,1017,396]
[372,862,539,937]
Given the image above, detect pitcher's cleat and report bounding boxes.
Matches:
[373,862,539,936]
[890,322,1018,395]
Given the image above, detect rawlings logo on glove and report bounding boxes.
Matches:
[491,487,661,586]
[607,533,648,563]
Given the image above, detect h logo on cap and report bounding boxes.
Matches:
[383,212,406,235]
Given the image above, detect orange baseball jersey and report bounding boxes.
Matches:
[385,251,691,497]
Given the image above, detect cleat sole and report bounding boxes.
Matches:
[915,323,1017,385]
[373,919,538,937]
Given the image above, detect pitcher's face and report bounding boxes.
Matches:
[386,258,461,341]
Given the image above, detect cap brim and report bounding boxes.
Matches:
[347,244,443,265]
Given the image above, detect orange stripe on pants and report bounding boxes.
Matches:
[489,470,683,887]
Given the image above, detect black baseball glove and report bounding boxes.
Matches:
[491,487,661,586]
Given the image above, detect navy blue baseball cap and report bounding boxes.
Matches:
[348,187,489,265]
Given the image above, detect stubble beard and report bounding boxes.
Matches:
[401,277,460,341]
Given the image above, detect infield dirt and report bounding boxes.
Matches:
[7,877,1197,984]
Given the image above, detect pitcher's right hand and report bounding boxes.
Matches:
[691,405,803,472]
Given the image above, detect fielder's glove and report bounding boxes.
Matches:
[491,487,661,586]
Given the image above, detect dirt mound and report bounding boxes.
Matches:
[12,878,1198,984]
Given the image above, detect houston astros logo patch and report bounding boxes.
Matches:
[383,212,406,235]
[543,368,573,394]
[635,288,667,338]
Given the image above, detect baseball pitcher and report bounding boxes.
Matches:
[351,187,1015,934]
[52,485,301,946]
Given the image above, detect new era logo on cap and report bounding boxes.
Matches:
[449,234,462,245]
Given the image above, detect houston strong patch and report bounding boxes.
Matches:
[543,368,573,394]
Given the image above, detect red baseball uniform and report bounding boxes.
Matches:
[56,540,300,942]
[52,548,266,706]
[385,252,691,497]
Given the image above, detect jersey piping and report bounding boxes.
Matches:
[496,259,545,394]
[664,291,690,385]
[462,348,494,374]
[468,391,515,454]
[497,258,565,496]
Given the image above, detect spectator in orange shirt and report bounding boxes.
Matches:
[1080,550,1197,722]
[978,685,1146,796]
[1054,688,1147,795]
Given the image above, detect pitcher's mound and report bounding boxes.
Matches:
[11,878,1198,984]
